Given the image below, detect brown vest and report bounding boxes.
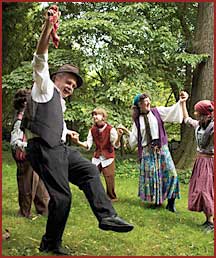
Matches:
[91,123,115,159]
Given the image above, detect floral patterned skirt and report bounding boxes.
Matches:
[138,144,180,205]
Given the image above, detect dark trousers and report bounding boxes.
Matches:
[26,138,116,246]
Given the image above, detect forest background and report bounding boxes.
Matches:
[1,1,214,256]
[2,1,214,169]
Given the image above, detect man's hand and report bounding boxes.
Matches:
[68,131,88,149]
[69,131,80,144]
[45,5,61,24]
[46,5,61,48]
[179,91,189,102]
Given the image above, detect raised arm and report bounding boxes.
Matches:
[36,20,52,55]
[180,91,189,119]
[31,6,61,97]
[36,7,60,54]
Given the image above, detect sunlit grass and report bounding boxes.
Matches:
[2,150,214,256]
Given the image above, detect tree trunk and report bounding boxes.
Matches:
[174,2,214,169]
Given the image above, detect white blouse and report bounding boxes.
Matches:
[129,101,183,149]
[184,117,214,153]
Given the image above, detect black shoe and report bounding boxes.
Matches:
[203,221,214,233]
[39,237,70,255]
[166,198,176,213]
[39,237,50,252]
[201,220,208,227]
[52,246,71,255]
[39,244,70,255]
[99,215,134,233]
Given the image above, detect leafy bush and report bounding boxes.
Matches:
[178,169,192,184]
[2,140,11,151]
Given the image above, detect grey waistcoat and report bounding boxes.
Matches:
[21,88,64,147]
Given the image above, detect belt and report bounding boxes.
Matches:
[28,137,65,147]
[197,152,214,158]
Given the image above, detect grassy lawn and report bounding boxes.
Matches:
[1,149,214,256]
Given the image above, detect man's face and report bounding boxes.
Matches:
[92,112,104,124]
[55,73,78,98]
[138,97,151,113]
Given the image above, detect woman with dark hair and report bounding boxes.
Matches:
[10,88,49,218]
[119,91,188,212]
[182,99,214,232]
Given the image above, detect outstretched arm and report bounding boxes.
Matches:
[69,130,90,149]
[157,90,189,123]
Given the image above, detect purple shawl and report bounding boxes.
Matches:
[135,107,168,160]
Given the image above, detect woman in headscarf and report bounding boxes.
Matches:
[182,99,214,232]
[119,91,188,212]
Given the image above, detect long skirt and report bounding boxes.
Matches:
[188,156,214,216]
[138,144,180,205]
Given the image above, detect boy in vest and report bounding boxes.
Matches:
[10,88,49,219]
[72,108,120,202]
[21,6,133,255]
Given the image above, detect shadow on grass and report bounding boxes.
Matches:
[114,196,205,233]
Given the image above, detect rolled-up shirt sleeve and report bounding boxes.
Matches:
[184,117,199,128]
[10,120,27,150]
[110,128,120,148]
[32,53,54,102]
[86,130,93,150]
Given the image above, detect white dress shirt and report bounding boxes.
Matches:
[29,53,69,142]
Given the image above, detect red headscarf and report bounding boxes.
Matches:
[194,100,214,116]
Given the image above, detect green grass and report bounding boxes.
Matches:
[1,150,214,256]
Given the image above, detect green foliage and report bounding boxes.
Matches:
[176,53,209,68]
[115,158,139,179]
[2,2,200,140]
[2,62,33,90]
[165,123,181,141]
[178,169,192,184]
[2,2,42,75]
[2,141,12,152]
